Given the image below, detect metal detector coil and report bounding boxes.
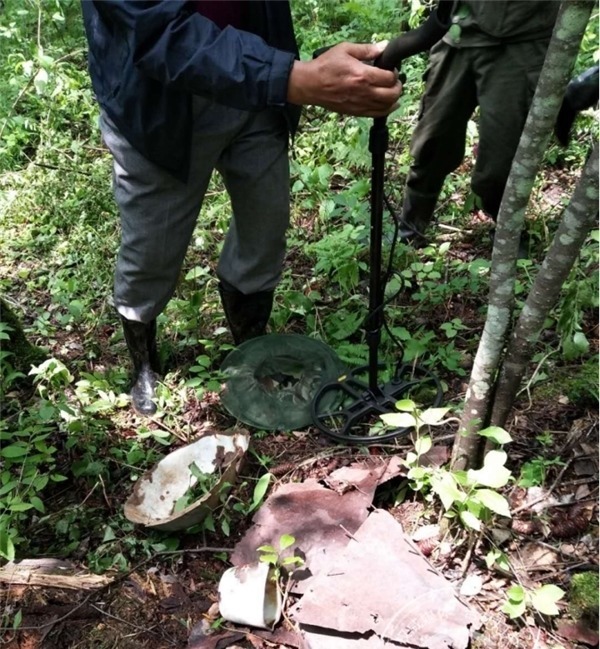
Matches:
[312,363,443,444]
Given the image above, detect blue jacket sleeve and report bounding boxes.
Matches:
[91,0,296,111]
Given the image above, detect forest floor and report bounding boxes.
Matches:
[2,214,598,649]
[2,398,597,649]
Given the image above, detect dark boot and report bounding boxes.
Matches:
[398,188,439,247]
[121,317,160,416]
[218,283,274,345]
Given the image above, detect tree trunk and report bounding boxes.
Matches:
[490,144,598,427]
[451,0,593,471]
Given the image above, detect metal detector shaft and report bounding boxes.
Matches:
[366,116,388,393]
[310,1,453,443]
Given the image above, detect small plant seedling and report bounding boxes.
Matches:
[383,400,514,533]
[380,398,452,433]
[517,456,564,488]
[502,584,565,619]
[172,462,221,513]
[258,534,305,581]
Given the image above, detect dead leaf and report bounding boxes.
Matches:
[460,574,484,597]
[517,542,559,571]
[556,619,599,646]
[419,445,450,467]
[187,621,244,649]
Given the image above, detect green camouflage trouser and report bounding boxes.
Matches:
[401,37,550,236]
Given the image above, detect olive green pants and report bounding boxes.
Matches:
[401,38,550,235]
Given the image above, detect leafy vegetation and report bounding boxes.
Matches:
[0,0,597,643]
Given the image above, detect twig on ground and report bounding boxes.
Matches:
[148,417,189,443]
[460,532,480,578]
[89,603,163,636]
[0,546,234,633]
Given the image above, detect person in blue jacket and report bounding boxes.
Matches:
[81,0,402,416]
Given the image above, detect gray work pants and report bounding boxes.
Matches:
[100,99,290,323]
[401,38,549,232]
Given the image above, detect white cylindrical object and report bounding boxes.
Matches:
[218,562,282,629]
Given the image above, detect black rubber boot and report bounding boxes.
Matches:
[121,317,160,416]
[398,189,439,247]
[218,284,274,345]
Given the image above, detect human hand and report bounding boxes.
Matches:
[287,42,402,117]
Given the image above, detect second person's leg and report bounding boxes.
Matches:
[216,108,290,344]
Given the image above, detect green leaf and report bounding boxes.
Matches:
[506,585,526,602]
[257,545,277,554]
[418,407,450,426]
[414,436,432,456]
[259,553,278,565]
[0,531,15,561]
[467,450,512,489]
[459,510,482,531]
[572,331,589,353]
[474,489,511,517]
[479,426,512,445]
[486,549,511,572]
[102,526,116,543]
[380,412,416,428]
[12,609,22,630]
[249,473,272,512]
[221,517,230,537]
[282,556,304,566]
[430,472,464,510]
[395,399,416,412]
[407,466,429,481]
[448,24,462,43]
[404,451,418,466]
[29,496,45,513]
[34,67,49,94]
[485,549,500,569]
[10,502,33,512]
[203,512,216,533]
[279,534,295,551]
[1,445,29,458]
[530,585,565,616]
[502,598,527,619]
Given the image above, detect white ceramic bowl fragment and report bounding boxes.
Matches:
[218,562,282,629]
[124,429,249,532]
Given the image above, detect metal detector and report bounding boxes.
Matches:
[311,2,453,444]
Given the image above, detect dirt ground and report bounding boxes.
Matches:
[1,391,598,649]
[1,173,598,648]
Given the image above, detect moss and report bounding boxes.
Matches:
[569,572,599,623]
[533,355,599,408]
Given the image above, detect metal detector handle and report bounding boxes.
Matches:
[374,0,454,70]
[311,0,452,67]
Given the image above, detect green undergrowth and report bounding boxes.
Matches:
[0,0,597,589]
